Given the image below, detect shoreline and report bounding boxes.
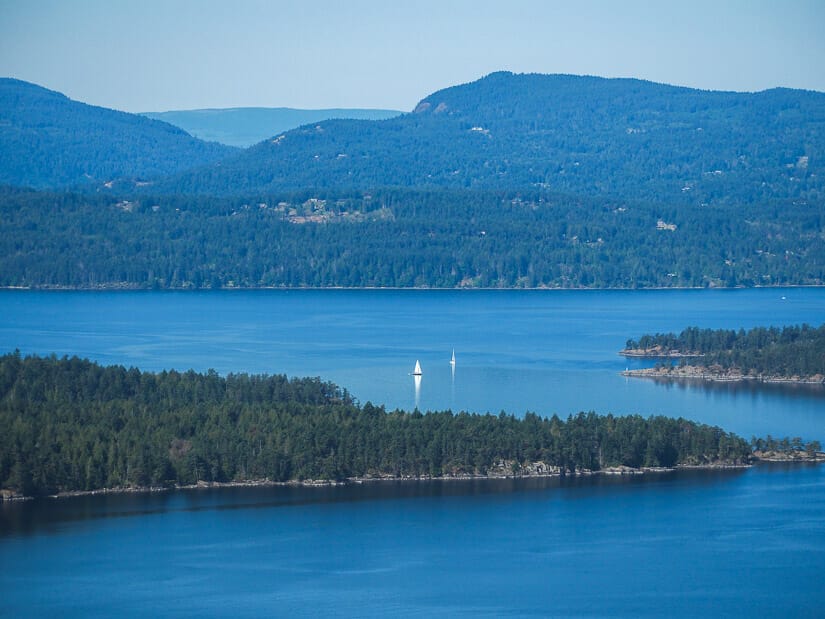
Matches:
[619,349,703,358]
[2,284,824,293]
[621,366,825,385]
[10,458,820,502]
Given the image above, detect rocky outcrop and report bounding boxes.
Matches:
[622,365,825,384]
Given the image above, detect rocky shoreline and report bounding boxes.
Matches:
[752,450,825,463]
[619,347,703,358]
[0,459,793,502]
[621,365,825,385]
[5,453,823,503]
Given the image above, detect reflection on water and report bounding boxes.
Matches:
[0,467,750,539]
[639,375,825,401]
[2,466,824,617]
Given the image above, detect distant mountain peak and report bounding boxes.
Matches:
[142,106,402,147]
[1,77,69,98]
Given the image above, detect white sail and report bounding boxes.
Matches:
[413,360,423,375]
[450,349,456,365]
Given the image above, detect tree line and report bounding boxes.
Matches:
[0,352,756,497]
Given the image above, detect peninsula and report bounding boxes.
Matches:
[7,352,818,501]
[621,323,825,385]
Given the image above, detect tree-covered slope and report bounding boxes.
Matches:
[142,107,402,147]
[2,186,823,289]
[0,79,237,189]
[155,72,825,203]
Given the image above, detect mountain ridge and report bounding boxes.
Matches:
[146,71,825,203]
[0,78,237,189]
[2,73,824,206]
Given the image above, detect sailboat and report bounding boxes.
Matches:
[412,360,423,376]
[450,349,456,366]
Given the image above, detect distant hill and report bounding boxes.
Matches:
[142,107,402,147]
[7,73,823,204]
[0,78,237,189]
[155,72,825,204]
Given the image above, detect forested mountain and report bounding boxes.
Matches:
[4,73,823,205]
[142,107,402,147]
[154,72,825,203]
[2,186,823,289]
[0,79,237,189]
[0,353,754,497]
[2,74,824,290]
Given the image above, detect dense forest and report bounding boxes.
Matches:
[150,72,825,203]
[2,186,823,289]
[0,353,755,497]
[623,323,825,379]
[0,79,236,189]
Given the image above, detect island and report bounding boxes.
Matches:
[0,352,821,500]
[621,323,825,385]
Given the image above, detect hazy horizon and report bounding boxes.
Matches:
[2,0,824,114]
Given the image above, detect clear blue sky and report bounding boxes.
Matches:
[1,0,824,113]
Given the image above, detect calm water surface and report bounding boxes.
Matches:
[2,465,824,617]
[1,288,823,439]
[1,288,824,616]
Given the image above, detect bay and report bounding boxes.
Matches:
[1,288,825,616]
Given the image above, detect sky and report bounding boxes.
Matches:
[1,0,824,113]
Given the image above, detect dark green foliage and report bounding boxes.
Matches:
[152,72,825,204]
[1,186,823,289]
[0,353,752,496]
[0,79,237,189]
[750,435,822,456]
[625,323,825,377]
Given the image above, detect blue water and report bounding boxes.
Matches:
[1,288,824,616]
[1,288,823,439]
[2,466,824,616]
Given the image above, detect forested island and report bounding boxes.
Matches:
[621,323,825,384]
[1,352,821,500]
